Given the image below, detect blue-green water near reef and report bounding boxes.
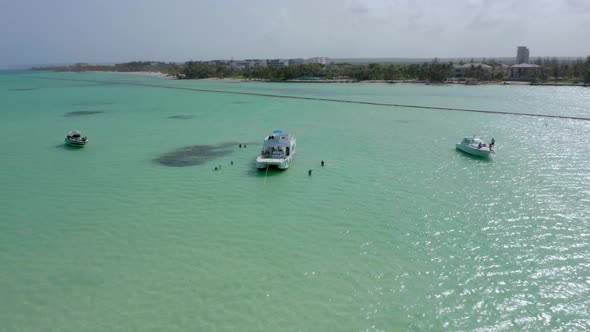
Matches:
[1,71,590,331]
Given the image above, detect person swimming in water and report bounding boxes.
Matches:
[308,169,312,176]
[321,160,325,166]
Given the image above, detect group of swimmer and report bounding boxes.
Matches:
[214,144,246,170]
[218,143,327,175]
[214,161,233,171]
[214,158,326,175]
[308,160,325,176]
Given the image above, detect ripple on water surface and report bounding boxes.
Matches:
[1,73,590,331]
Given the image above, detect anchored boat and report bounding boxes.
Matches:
[456,136,494,158]
[256,130,296,170]
[65,130,88,147]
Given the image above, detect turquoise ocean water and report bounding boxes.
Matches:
[1,71,590,331]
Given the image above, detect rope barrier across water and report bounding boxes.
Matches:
[26,75,590,122]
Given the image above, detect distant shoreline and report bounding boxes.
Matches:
[42,70,589,87]
[202,77,588,87]
[78,71,172,79]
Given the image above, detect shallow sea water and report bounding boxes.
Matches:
[1,72,590,331]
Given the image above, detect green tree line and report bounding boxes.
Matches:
[585,56,590,84]
[34,57,590,84]
[33,61,179,74]
[178,61,455,82]
[533,57,590,83]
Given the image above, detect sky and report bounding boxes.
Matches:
[1,0,589,68]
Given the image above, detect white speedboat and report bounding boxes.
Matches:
[65,130,88,147]
[256,130,296,170]
[456,136,493,158]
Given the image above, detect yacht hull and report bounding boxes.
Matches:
[456,144,491,157]
[65,139,87,147]
[256,155,294,170]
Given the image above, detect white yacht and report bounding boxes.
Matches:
[65,130,88,147]
[456,136,494,158]
[256,130,296,170]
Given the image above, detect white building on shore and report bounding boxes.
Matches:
[244,59,267,68]
[288,58,305,66]
[511,63,540,79]
[230,60,248,69]
[305,57,329,65]
[267,59,290,68]
[511,46,539,79]
[207,60,230,67]
[204,57,329,68]
[452,63,492,78]
[516,46,529,64]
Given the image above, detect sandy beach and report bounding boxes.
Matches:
[81,71,172,79]
[79,72,587,87]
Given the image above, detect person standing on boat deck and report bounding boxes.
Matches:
[490,138,495,150]
[478,142,482,149]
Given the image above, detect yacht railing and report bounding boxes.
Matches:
[260,151,286,159]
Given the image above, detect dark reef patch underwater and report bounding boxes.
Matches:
[8,88,37,91]
[64,110,105,117]
[167,115,194,120]
[154,142,238,167]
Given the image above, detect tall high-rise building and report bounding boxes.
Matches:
[516,46,530,64]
